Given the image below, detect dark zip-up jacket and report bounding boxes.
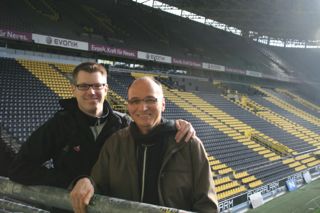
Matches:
[131,120,171,205]
[8,98,130,188]
[91,120,218,213]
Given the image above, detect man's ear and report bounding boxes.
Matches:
[162,97,166,112]
[104,84,109,99]
[71,84,76,94]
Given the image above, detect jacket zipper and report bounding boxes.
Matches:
[140,145,148,202]
[94,118,100,138]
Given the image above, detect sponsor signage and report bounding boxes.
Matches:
[249,192,264,208]
[137,51,171,64]
[219,170,311,212]
[89,44,137,59]
[225,67,246,75]
[219,180,281,211]
[303,171,312,184]
[0,28,32,42]
[202,62,225,72]
[32,34,88,50]
[172,58,202,68]
[286,179,297,191]
[246,70,262,78]
[247,181,280,198]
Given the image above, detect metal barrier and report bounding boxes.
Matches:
[0,176,192,213]
[0,198,49,213]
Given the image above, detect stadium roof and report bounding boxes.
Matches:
[156,0,320,41]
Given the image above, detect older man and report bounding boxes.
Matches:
[70,76,218,213]
[9,62,195,188]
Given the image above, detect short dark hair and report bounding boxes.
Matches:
[72,62,108,84]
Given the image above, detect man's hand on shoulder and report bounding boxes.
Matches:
[175,119,196,143]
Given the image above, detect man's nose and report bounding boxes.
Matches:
[138,101,148,110]
[87,87,96,94]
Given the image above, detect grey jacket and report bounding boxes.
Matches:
[91,125,218,213]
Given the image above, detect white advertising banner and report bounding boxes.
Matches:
[249,192,264,208]
[32,34,89,51]
[137,51,171,64]
[202,62,225,72]
[246,70,262,78]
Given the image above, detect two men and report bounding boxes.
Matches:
[8,62,194,188]
[70,77,218,213]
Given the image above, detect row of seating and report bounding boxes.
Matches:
[159,77,319,200]
[251,97,320,146]
[1,57,319,202]
[258,88,320,130]
[198,92,315,154]
[269,88,320,118]
[0,57,61,142]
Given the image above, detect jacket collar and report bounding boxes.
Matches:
[129,119,176,146]
[59,98,112,126]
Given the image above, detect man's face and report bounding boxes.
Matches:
[127,79,165,134]
[72,71,108,117]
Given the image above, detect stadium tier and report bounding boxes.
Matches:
[0,57,320,212]
[1,0,320,211]
[0,0,290,77]
[0,58,317,213]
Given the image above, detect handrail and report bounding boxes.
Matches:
[0,198,49,213]
[0,176,192,213]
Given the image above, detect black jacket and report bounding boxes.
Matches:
[8,98,130,188]
[131,120,175,205]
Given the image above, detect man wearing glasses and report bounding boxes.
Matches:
[70,77,218,213]
[9,62,195,189]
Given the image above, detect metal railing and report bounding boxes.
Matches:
[0,176,192,213]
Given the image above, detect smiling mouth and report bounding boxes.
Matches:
[86,96,99,100]
[138,114,151,119]
[86,99,100,105]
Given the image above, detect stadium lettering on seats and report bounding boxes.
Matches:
[219,199,233,211]
[247,182,279,198]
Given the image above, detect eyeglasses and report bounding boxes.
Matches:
[127,97,158,105]
[75,83,107,91]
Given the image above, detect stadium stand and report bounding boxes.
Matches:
[0,0,292,78]
[275,88,320,117]
[0,134,15,177]
[264,47,320,105]
[0,54,319,211]
[0,57,62,143]
[1,0,320,212]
